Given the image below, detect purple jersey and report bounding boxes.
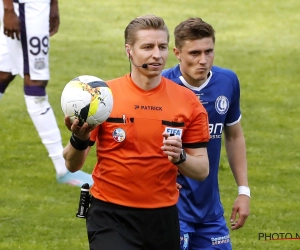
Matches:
[162,65,241,223]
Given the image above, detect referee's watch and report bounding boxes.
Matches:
[174,149,186,165]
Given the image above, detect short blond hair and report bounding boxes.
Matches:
[125,14,169,45]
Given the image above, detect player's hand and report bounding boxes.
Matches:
[176,182,182,189]
[176,171,182,189]
[161,132,182,163]
[64,116,96,140]
[230,195,250,230]
[64,116,75,131]
[3,9,20,40]
[49,1,60,36]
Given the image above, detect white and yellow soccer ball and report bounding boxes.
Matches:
[61,75,113,126]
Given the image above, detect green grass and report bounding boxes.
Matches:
[1,0,300,249]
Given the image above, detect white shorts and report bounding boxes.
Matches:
[0,1,50,80]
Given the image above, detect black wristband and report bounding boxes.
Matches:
[70,133,90,151]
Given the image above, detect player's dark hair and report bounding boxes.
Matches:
[125,14,169,45]
[174,17,215,49]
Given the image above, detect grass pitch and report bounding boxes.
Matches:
[1,0,300,249]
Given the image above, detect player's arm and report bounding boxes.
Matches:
[177,147,209,181]
[49,0,60,36]
[161,133,209,181]
[3,0,20,40]
[224,122,250,230]
[225,122,248,187]
[63,117,96,172]
[63,140,91,172]
[161,93,210,181]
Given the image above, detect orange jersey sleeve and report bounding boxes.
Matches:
[90,125,100,142]
[181,91,210,147]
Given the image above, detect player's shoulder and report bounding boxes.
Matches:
[162,64,180,79]
[212,65,238,79]
[212,65,239,81]
[105,75,130,91]
[161,67,175,76]
[106,75,127,86]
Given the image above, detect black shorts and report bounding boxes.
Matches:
[86,197,180,250]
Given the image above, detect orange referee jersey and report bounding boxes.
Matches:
[90,74,209,208]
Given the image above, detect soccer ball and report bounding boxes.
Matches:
[61,75,113,126]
